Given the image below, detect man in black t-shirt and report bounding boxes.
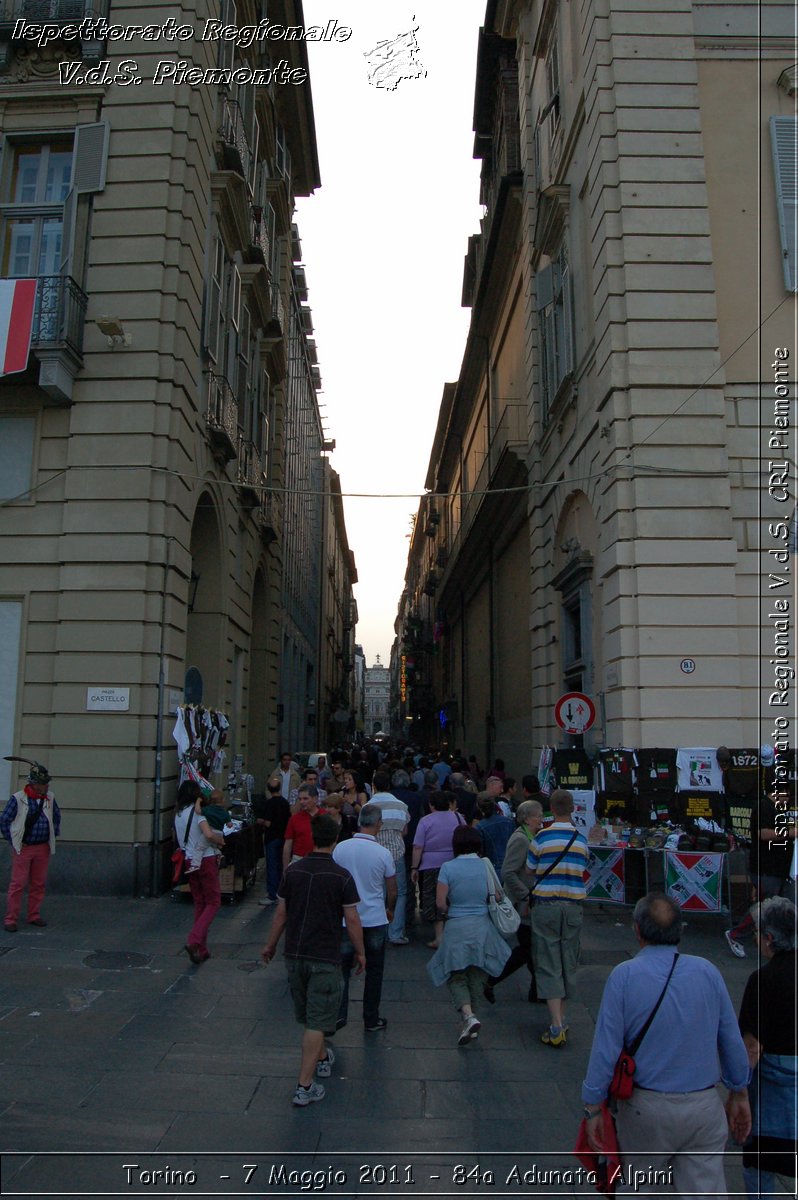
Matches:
[726,795,797,957]
[262,814,365,1107]
[254,775,290,907]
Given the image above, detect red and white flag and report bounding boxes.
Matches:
[0,279,37,376]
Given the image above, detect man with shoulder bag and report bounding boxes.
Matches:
[581,892,751,1196]
[525,789,589,1046]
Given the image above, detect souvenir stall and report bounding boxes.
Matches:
[536,743,787,914]
[172,705,260,901]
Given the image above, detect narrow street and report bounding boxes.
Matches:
[0,887,750,1196]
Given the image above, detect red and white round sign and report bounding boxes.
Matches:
[554,692,596,735]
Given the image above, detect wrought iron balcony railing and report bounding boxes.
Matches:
[237,436,264,502]
[29,274,88,359]
[205,373,238,463]
[218,96,254,188]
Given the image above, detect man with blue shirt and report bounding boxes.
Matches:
[526,788,589,1045]
[582,892,751,1196]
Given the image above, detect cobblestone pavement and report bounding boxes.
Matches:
[0,879,752,1197]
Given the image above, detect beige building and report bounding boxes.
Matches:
[0,0,356,893]
[396,0,796,766]
[319,460,358,746]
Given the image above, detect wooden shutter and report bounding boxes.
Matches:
[71,122,109,194]
[770,116,797,292]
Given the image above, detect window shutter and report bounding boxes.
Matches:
[770,115,797,292]
[59,186,77,277]
[71,122,109,194]
[561,257,574,375]
[536,262,553,309]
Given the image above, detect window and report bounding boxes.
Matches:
[536,242,574,421]
[544,30,560,144]
[552,550,593,702]
[770,116,797,292]
[0,415,35,500]
[1,141,72,279]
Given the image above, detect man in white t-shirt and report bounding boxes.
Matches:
[333,805,397,1032]
[368,769,410,945]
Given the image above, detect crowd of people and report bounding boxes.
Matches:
[2,742,795,1196]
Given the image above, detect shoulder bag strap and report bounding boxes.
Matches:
[483,856,502,900]
[530,829,578,894]
[181,807,195,851]
[627,952,680,1055]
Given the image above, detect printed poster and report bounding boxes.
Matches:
[665,851,723,912]
[585,846,626,904]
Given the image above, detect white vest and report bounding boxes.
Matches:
[9,790,57,855]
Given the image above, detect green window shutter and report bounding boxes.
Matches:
[72,122,109,194]
[770,115,797,292]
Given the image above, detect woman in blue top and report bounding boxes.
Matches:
[427,825,511,1045]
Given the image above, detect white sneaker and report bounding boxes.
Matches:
[316,1046,335,1077]
[724,930,746,958]
[259,896,275,906]
[292,1081,325,1106]
[458,1015,481,1045]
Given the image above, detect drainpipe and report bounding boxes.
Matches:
[150,536,173,898]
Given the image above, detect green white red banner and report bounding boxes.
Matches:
[665,851,723,911]
[584,847,625,904]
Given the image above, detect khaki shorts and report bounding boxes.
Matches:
[286,958,343,1031]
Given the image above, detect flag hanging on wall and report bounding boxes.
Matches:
[0,279,37,376]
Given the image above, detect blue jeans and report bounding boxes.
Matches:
[264,839,283,900]
[388,860,407,942]
[339,924,387,1027]
[743,1165,792,1198]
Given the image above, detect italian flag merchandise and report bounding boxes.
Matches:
[665,851,723,912]
[585,846,625,904]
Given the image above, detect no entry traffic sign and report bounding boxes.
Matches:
[554,691,596,735]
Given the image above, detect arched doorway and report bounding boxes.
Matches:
[185,491,225,706]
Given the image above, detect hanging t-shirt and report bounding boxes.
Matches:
[551,748,595,791]
[678,791,727,826]
[722,749,761,799]
[570,789,596,834]
[635,748,678,794]
[596,749,638,796]
[676,748,724,793]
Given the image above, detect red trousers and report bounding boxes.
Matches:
[6,843,50,924]
[187,855,221,954]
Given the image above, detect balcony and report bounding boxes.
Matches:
[28,274,87,357]
[0,0,105,41]
[247,206,270,268]
[263,281,286,379]
[205,373,238,464]
[438,402,528,599]
[257,491,281,545]
[218,96,254,186]
[237,436,264,506]
[1,274,89,404]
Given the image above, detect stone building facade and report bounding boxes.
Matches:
[395,0,796,766]
[0,0,356,893]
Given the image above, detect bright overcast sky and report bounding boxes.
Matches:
[295,1,486,666]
